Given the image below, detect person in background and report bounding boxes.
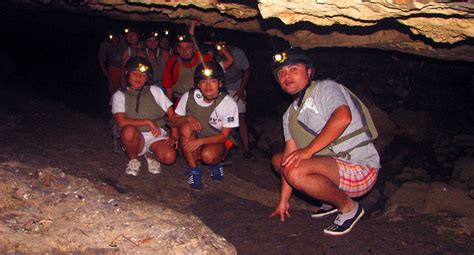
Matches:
[171,61,239,190]
[111,56,177,176]
[220,44,254,160]
[98,30,125,96]
[143,30,169,88]
[121,27,144,86]
[270,48,380,236]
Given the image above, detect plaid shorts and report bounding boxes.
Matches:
[336,159,379,198]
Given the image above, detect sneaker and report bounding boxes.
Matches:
[311,203,338,219]
[125,159,141,176]
[146,156,161,174]
[323,203,365,236]
[186,167,203,190]
[243,150,256,160]
[210,163,224,181]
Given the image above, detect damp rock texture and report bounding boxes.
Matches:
[5,0,474,62]
[0,161,236,254]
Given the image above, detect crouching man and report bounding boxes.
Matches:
[171,61,238,190]
[270,48,380,236]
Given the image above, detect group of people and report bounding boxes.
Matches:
[99,23,381,236]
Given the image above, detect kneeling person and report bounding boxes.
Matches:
[112,56,177,176]
[172,61,239,190]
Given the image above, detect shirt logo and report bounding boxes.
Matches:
[227,117,234,123]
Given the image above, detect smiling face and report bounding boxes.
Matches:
[276,63,312,95]
[128,70,148,90]
[198,78,221,102]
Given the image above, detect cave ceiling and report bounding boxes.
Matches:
[9,0,474,62]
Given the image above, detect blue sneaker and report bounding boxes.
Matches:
[210,163,224,181]
[186,166,203,190]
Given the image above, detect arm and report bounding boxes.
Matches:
[271,138,298,221]
[120,49,129,86]
[114,112,161,136]
[182,127,233,153]
[219,47,234,71]
[98,42,109,79]
[282,105,352,167]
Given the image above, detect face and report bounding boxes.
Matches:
[177,42,194,60]
[145,37,159,50]
[126,32,139,45]
[198,79,221,102]
[276,63,312,95]
[128,70,148,90]
[159,37,169,49]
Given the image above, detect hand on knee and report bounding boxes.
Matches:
[178,122,195,139]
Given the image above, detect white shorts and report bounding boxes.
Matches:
[139,128,168,156]
[228,89,246,113]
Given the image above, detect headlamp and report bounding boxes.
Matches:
[164,30,169,35]
[273,52,287,63]
[178,35,185,41]
[108,34,114,40]
[153,32,158,37]
[124,28,129,34]
[216,41,226,51]
[202,68,213,77]
[138,63,149,73]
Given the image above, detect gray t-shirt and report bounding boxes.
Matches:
[283,80,380,168]
[223,47,249,91]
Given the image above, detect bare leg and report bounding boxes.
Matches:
[178,122,199,168]
[238,113,250,151]
[149,140,177,165]
[282,156,355,213]
[120,125,145,160]
[200,143,228,165]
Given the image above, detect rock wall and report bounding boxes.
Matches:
[5,0,474,61]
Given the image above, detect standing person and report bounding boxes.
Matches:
[162,32,212,103]
[171,61,239,190]
[220,44,254,160]
[144,30,169,88]
[111,56,177,176]
[121,27,144,86]
[269,48,380,236]
[98,30,125,96]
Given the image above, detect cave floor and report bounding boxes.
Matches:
[0,84,472,254]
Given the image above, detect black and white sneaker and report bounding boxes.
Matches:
[311,203,338,219]
[323,204,365,236]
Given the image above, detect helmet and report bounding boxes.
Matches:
[144,30,159,40]
[271,47,314,79]
[123,26,139,35]
[194,61,225,86]
[124,56,153,81]
[176,33,193,45]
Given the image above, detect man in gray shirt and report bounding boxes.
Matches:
[270,48,380,236]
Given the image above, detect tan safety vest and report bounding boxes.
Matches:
[288,81,378,160]
[185,89,227,138]
[172,58,196,97]
[124,86,167,132]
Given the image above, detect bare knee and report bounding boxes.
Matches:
[120,125,139,143]
[178,122,194,139]
[201,150,220,165]
[282,166,306,190]
[160,150,176,165]
[271,152,283,173]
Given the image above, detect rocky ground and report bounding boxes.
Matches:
[0,80,473,254]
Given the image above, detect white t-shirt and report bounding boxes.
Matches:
[175,89,239,130]
[111,85,173,114]
[282,80,380,168]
